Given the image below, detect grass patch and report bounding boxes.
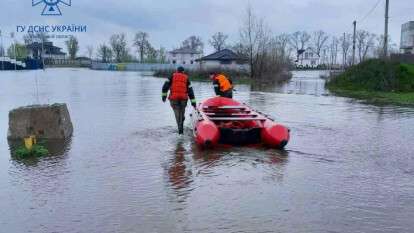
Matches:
[13,144,49,158]
[327,59,414,105]
[329,87,414,106]
[327,59,414,92]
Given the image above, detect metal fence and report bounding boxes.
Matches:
[91,62,250,72]
[91,62,200,71]
[390,54,414,64]
[46,59,92,67]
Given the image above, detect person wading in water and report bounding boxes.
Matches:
[162,67,197,135]
[210,72,233,98]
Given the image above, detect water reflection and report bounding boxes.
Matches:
[166,136,290,203]
[250,80,283,92]
[249,70,328,96]
[191,144,223,169]
[8,138,72,167]
[168,140,193,191]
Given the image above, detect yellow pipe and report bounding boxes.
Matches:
[24,135,37,150]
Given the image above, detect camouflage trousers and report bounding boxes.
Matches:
[170,100,188,134]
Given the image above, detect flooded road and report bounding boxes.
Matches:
[0,69,414,233]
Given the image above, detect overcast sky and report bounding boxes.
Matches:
[0,0,412,56]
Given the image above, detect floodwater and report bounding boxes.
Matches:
[0,69,413,233]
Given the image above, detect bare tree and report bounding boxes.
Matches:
[374,35,386,58]
[268,34,292,70]
[388,42,399,55]
[289,32,301,52]
[374,35,398,58]
[0,45,5,57]
[133,31,151,63]
[209,32,228,52]
[329,37,339,69]
[312,30,329,57]
[289,31,311,51]
[158,47,167,63]
[239,4,290,79]
[181,36,204,53]
[145,45,158,63]
[240,4,266,78]
[255,28,272,79]
[340,33,352,67]
[356,30,368,62]
[290,31,311,63]
[356,30,376,63]
[365,34,376,60]
[97,44,112,63]
[300,32,311,50]
[275,33,291,60]
[65,36,79,60]
[110,33,128,62]
[230,42,248,57]
[86,45,94,60]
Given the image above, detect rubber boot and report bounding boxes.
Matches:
[178,118,184,135]
[178,112,185,135]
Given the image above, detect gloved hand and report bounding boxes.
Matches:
[191,102,197,108]
[162,96,167,102]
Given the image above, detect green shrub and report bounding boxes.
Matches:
[14,144,49,158]
[327,59,414,92]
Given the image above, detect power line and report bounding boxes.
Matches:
[358,0,383,24]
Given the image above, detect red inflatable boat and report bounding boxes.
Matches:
[191,97,290,148]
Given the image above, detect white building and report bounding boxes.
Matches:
[196,49,249,71]
[401,21,414,54]
[166,48,202,65]
[296,48,321,68]
[26,42,66,60]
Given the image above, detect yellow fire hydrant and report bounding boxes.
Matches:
[24,135,37,151]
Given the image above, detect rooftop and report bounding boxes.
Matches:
[169,47,201,54]
[196,49,247,61]
[26,42,63,50]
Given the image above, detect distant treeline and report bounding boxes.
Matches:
[2,3,400,81]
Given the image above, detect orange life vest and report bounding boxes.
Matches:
[215,74,232,92]
[169,72,189,100]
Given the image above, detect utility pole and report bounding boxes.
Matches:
[383,0,390,58]
[343,32,346,69]
[0,30,4,71]
[11,32,16,71]
[352,20,357,66]
[41,38,45,70]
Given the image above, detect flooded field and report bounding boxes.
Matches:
[0,69,413,233]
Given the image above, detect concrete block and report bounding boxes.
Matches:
[8,103,73,140]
